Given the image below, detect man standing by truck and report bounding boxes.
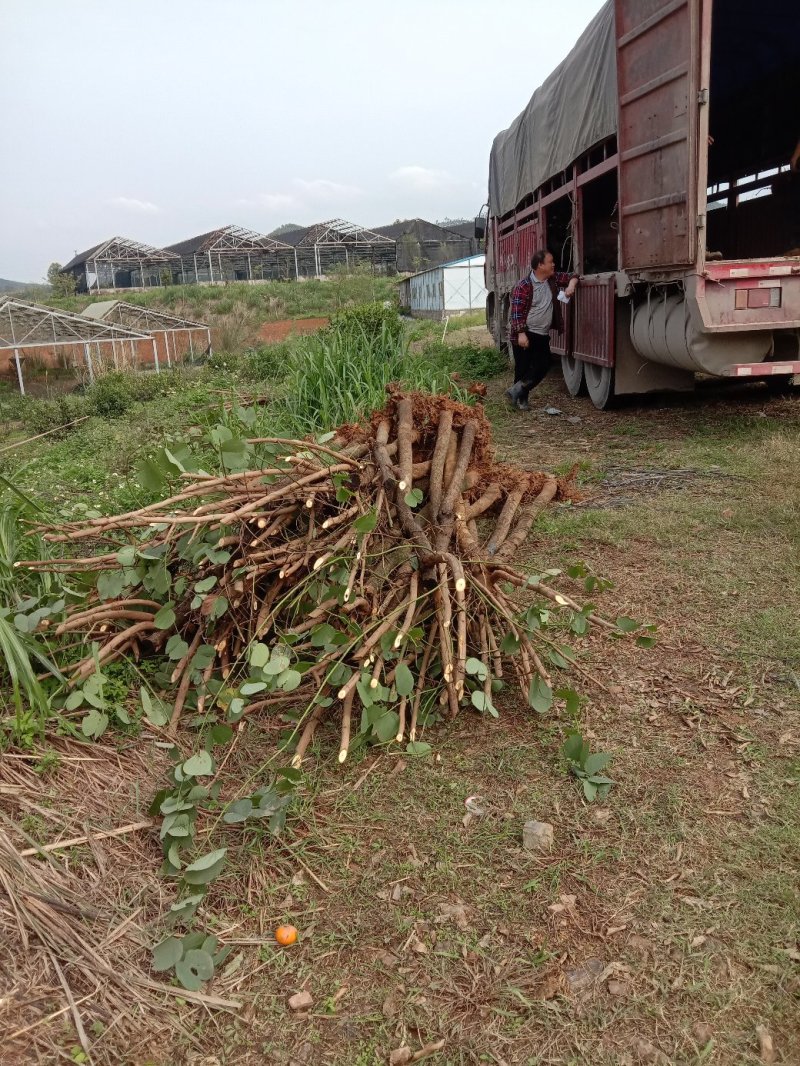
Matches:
[505,250,579,410]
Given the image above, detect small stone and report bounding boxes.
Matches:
[566,957,604,992]
[566,415,582,424]
[287,990,313,1011]
[756,1024,775,1063]
[544,406,563,416]
[607,979,631,996]
[389,1049,412,1066]
[633,1038,668,1064]
[692,1021,713,1045]
[523,820,554,852]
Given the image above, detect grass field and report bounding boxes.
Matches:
[1,315,798,1065]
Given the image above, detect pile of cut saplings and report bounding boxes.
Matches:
[28,389,640,764]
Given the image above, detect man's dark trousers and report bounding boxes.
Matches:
[510,329,552,400]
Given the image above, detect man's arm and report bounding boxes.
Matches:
[509,278,532,336]
[554,271,580,297]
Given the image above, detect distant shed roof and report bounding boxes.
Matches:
[81,300,209,331]
[0,299,150,349]
[165,224,292,257]
[62,237,178,272]
[373,218,470,242]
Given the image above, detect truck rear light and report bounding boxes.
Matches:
[734,286,781,310]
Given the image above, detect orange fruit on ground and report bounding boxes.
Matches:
[275,924,298,946]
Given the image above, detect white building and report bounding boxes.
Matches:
[397,253,487,320]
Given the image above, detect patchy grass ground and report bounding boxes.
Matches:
[2,346,799,1065]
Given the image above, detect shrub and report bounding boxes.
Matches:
[421,340,507,380]
[278,316,465,433]
[329,301,401,342]
[88,373,135,417]
[22,394,90,435]
[241,343,291,383]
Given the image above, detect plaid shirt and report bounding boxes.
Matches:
[509,271,575,337]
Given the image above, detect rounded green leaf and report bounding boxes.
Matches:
[223,798,253,824]
[176,948,215,990]
[185,847,227,872]
[152,935,183,972]
[183,751,214,777]
[465,657,488,681]
[116,546,137,567]
[395,662,414,697]
[154,604,176,630]
[240,681,267,696]
[405,741,432,757]
[277,669,302,692]
[249,642,270,669]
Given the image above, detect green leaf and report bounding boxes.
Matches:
[262,645,291,675]
[223,798,254,824]
[227,698,245,723]
[500,632,520,655]
[249,642,270,669]
[176,948,215,990]
[116,546,137,567]
[141,687,170,726]
[183,751,214,777]
[65,689,84,711]
[353,509,377,535]
[81,708,109,739]
[167,894,203,925]
[209,596,229,621]
[471,690,498,717]
[310,623,337,648]
[152,936,184,973]
[372,710,400,743]
[195,576,218,594]
[636,635,657,649]
[528,676,553,714]
[191,645,216,672]
[277,669,302,693]
[548,649,571,670]
[210,724,234,745]
[394,662,414,697]
[154,604,176,630]
[570,612,589,635]
[615,616,640,633]
[97,570,126,602]
[405,741,432,758]
[404,488,423,508]
[166,634,189,660]
[561,731,588,765]
[137,456,166,492]
[465,657,488,681]
[240,681,267,696]
[183,848,227,885]
[555,687,580,716]
[582,778,598,802]
[584,752,612,776]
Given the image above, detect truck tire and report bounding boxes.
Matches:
[584,362,617,409]
[561,353,587,396]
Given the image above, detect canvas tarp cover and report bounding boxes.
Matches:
[488,0,617,218]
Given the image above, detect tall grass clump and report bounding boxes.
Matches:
[278,311,461,433]
[0,495,64,728]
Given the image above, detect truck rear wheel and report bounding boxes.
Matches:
[561,353,587,397]
[584,362,617,409]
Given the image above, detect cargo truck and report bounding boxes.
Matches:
[478,0,800,408]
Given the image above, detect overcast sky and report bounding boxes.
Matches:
[0,0,606,281]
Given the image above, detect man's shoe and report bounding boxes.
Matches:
[516,398,531,412]
[505,382,523,408]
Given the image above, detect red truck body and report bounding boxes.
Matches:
[483,0,800,407]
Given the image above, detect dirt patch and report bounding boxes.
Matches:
[257,317,328,344]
